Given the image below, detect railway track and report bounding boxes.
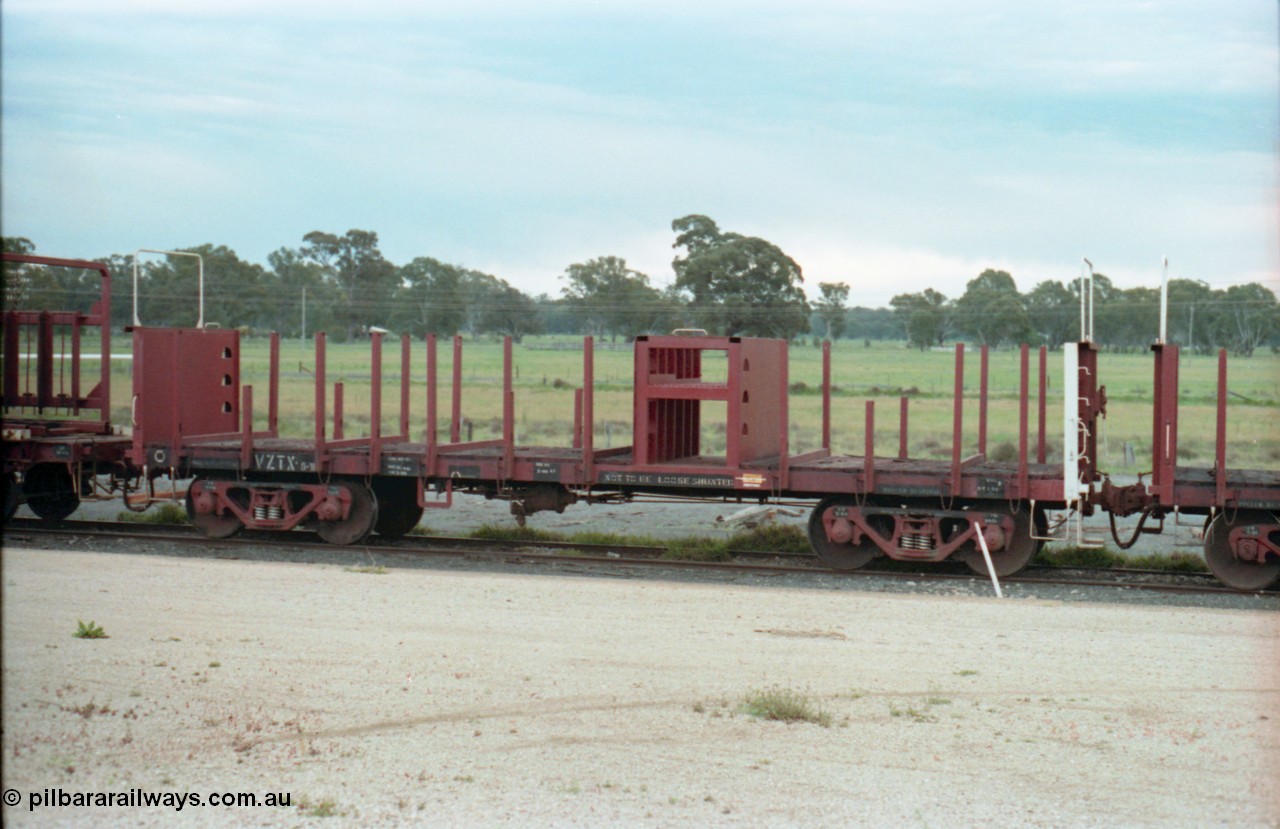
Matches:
[6,517,1274,600]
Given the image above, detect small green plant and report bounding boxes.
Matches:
[344,565,387,575]
[73,620,108,639]
[888,703,932,722]
[299,798,340,818]
[115,503,189,525]
[741,685,831,727]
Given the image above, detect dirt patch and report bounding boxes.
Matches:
[2,546,1278,827]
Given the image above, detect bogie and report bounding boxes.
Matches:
[807,498,1043,578]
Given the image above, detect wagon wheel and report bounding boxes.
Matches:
[185,479,244,540]
[316,481,379,546]
[962,505,1044,578]
[23,464,80,521]
[371,478,424,538]
[1204,509,1280,591]
[807,497,883,570]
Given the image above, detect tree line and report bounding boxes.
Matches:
[4,216,1276,354]
[890,268,1279,356]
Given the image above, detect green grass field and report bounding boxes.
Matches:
[97,334,1279,471]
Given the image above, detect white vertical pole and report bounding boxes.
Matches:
[1159,256,1168,345]
[1081,257,1094,342]
[1063,345,1080,506]
[1079,262,1087,341]
[975,523,1004,599]
[302,286,307,344]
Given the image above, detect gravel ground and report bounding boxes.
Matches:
[2,529,1278,828]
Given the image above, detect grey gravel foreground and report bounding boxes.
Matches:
[2,545,1278,828]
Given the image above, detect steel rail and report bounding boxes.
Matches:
[5,519,1271,598]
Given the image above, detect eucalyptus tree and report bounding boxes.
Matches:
[300,229,399,340]
[889,288,950,350]
[561,256,666,340]
[814,282,850,340]
[670,214,810,339]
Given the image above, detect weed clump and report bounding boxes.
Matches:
[662,537,731,562]
[725,524,809,554]
[73,620,108,639]
[1034,544,1208,573]
[1033,545,1125,569]
[987,441,1019,463]
[1130,551,1207,573]
[469,524,566,543]
[741,685,831,727]
[299,798,340,818]
[116,503,189,525]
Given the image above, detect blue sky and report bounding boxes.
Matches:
[3,0,1276,308]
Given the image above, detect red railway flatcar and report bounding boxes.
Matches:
[2,254,133,521]
[3,251,1278,591]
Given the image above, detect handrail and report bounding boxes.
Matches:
[133,249,204,328]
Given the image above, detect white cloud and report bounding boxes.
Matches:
[3,0,1275,307]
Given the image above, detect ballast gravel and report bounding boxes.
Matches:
[2,543,1277,828]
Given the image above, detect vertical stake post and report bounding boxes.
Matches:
[370,332,382,472]
[314,332,326,465]
[864,400,876,492]
[978,344,989,457]
[821,340,831,451]
[899,397,909,460]
[1215,348,1227,508]
[583,337,595,481]
[1018,344,1030,498]
[400,335,411,439]
[1037,346,1048,464]
[950,343,965,495]
[268,332,280,435]
[426,334,438,470]
[451,336,463,444]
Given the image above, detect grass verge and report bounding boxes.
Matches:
[1034,544,1208,573]
[116,503,189,525]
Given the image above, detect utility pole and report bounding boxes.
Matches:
[301,286,307,345]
